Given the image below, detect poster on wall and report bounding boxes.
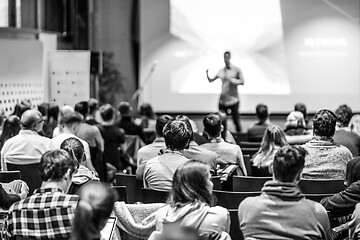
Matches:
[48,51,90,108]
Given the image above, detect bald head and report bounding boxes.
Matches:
[20,109,43,130]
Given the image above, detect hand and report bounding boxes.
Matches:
[17,181,29,199]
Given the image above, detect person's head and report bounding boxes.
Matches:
[0,115,21,149]
[38,102,50,118]
[272,145,307,182]
[256,104,268,122]
[163,120,191,151]
[71,182,116,240]
[139,103,155,119]
[203,113,222,139]
[175,115,194,141]
[260,126,288,150]
[335,104,353,128]
[169,160,214,207]
[88,98,99,116]
[13,99,32,118]
[117,101,132,116]
[74,101,89,118]
[48,103,60,121]
[99,104,116,122]
[312,109,337,137]
[349,114,360,136]
[60,137,86,165]
[39,149,78,192]
[285,111,305,129]
[61,112,83,133]
[345,157,360,187]
[223,51,231,66]
[294,103,307,118]
[20,109,44,132]
[155,115,174,137]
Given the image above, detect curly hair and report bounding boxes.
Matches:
[312,109,337,137]
[335,104,353,128]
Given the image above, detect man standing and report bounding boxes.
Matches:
[206,51,244,132]
[238,145,332,240]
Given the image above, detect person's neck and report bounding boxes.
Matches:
[62,128,75,135]
[41,181,66,192]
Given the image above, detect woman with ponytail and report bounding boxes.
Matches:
[60,137,99,194]
[71,181,116,240]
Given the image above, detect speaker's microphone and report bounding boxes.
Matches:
[149,60,158,72]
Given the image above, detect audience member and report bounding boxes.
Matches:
[247,104,271,142]
[43,103,59,138]
[51,112,97,174]
[284,111,309,136]
[7,149,79,239]
[321,157,360,218]
[175,115,218,174]
[251,126,288,177]
[217,110,237,144]
[150,160,230,239]
[60,137,99,194]
[86,98,100,125]
[201,113,247,176]
[136,114,173,180]
[70,182,116,240]
[12,99,31,118]
[349,114,360,137]
[0,180,28,209]
[116,101,146,143]
[143,120,191,191]
[74,101,105,168]
[0,115,21,152]
[1,109,55,171]
[238,145,332,240]
[97,104,126,178]
[295,102,313,129]
[157,225,201,240]
[137,103,157,130]
[302,109,353,179]
[53,105,75,137]
[37,102,50,136]
[334,104,360,157]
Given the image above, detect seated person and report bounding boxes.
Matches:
[239,145,331,240]
[70,181,116,240]
[149,160,230,239]
[201,113,247,176]
[251,126,288,177]
[284,111,309,136]
[294,102,313,130]
[7,149,79,239]
[321,156,360,218]
[143,120,191,191]
[0,180,28,209]
[302,109,353,179]
[247,104,272,142]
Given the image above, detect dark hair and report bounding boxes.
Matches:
[139,103,155,119]
[61,112,83,125]
[99,104,116,122]
[39,149,77,182]
[38,102,50,117]
[48,103,60,121]
[224,51,231,57]
[0,115,21,150]
[256,104,268,121]
[74,101,89,117]
[175,115,194,141]
[163,120,191,151]
[345,157,360,187]
[273,145,307,182]
[13,100,32,118]
[60,137,86,164]
[88,98,99,115]
[117,101,132,116]
[155,115,174,137]
[312,109,337,137]
[169,160,214,207]
[71,182,116,240]
[335,104,353,128]
[203,113,222,138]
[294,103,307,118]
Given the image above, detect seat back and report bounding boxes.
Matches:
[229,209,244,240]
[239,141,261,149]
[211,176,221,190]
[115,173,143,203]
[241,148,259,158]
[243,155,252,176]
[122,135,145,163]
[141,188,169,203]
[212,190,261,209]
[7,163,41,194]
[232,176,272,192]
[299,179,346,194]
[304,193,334,202]
[0,171,21,183]
[111,186,128,203]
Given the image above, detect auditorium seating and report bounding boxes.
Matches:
[241,148,259,158]
[211,176,221,190]
[141,188,169,203]
[243,154,252,176]
[232,176,272,192]
[304,193,334,202]
[111,186,129,203]
[239,141,261,149]
[229,209,244,240]
[0,171,21,183]
[115,173,143,203]
[299,178,346,194]
[7,163,41,194]
[212,190,261,209]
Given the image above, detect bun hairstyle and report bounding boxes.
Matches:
[71,182,116,240]
[39,150,77,182]
[60,137,86,165]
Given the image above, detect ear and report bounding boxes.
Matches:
[220,125,224,132]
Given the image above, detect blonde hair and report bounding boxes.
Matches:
[349,114,360,137]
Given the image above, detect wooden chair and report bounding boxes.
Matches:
[7,163,41,194]
[239,141,261,149]
[141,188,169,203]
[212,190,261,209]
[229,209,244,240]
[304,193,334,202]
[243,154,252,176]
[299,179,346,194]
[241,148,259,158]
[0,170,21,183]
[211,176,221,190]
[115,173,143,203]
[232,132,248,145]
[232,176,272,192]
[111,186,128,203]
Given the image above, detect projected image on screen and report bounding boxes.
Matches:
[169,0,289,95]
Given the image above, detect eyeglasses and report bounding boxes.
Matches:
[36,119,45,124]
